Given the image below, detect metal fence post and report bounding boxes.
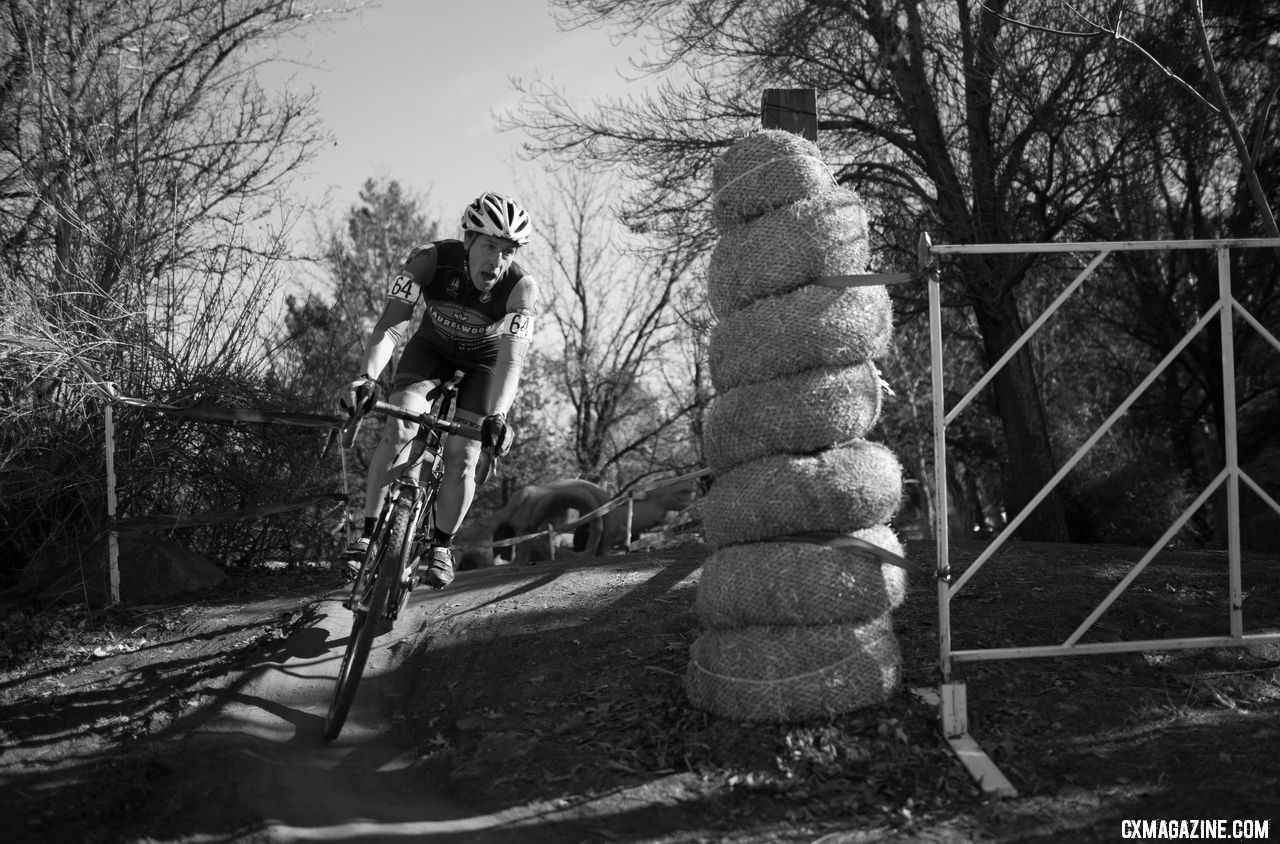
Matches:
[1218,247,1243,638]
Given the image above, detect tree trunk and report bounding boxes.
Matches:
[971,294,1072,542]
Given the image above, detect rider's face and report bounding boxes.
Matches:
[468,234,520,290]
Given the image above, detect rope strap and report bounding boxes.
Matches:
[114,493,347,531]
[456,467,714,552]
[815,271,917,288]
[762,531,914,571]
[689,645,886,686]
[711,153,835,200]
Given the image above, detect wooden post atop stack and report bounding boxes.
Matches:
[761,88,818,142]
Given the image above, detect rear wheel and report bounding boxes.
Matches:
[323,496,413,741]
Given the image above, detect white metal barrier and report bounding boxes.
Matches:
[918,235,1280,795]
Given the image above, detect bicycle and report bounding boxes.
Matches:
[323,371,483,741]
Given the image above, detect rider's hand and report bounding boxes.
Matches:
[340,377,378,417]
[481,412,514,457]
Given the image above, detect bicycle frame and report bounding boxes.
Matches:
[347,376,474,617]
[324,372,480,741]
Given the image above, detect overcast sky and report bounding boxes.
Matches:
[259,0,648,232]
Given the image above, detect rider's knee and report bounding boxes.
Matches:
[443,436,482,478]
[382,416,419,449]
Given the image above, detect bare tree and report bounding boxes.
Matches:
[505,0,1175,540]
[274,178,440,413]
[1038,2,1280,541]
[990,0,1280,239]
[0,0,361,596]
[531,166,704,488]
[1,0,351,301]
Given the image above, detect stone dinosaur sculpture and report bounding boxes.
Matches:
[572,476,699,552]
[486,479,609,565]
[484,476,699,565]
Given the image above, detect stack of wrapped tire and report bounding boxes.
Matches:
[685,129,908,722]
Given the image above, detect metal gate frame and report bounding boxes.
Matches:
[917,236,1280,795]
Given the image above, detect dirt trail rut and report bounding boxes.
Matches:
[151,556,696,843]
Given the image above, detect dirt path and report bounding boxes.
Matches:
[180,590,487,841]
[143,555,703,843]
[10,539,1276,843]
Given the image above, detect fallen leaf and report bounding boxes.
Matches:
[605,759,643,773]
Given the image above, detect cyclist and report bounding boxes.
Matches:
[340,192,538,589]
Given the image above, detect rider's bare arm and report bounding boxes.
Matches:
[359,299,414,381]
[359,245,438,381]
[486,275,539,415]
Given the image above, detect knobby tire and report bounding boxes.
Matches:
[323,496,414,741]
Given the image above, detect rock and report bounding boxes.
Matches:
[1,533,228,608]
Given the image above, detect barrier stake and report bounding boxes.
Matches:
[624,498,634,554]
[547,524,556,561]
[104,392,120,605]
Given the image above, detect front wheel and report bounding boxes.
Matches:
[397,488,435,614]
[323,496,413,741]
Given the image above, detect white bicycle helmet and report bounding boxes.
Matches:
[461,192,532,246]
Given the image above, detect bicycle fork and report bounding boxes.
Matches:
[342,489,419,619]
[385,486,431,619]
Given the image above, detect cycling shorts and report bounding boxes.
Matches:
[391,332,495,426]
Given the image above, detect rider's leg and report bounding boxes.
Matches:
[362,388,432,522]
[338,339,445,574]
[361,337,448,532]
[433,375,490,539]
[339,387,433,576]
[421,407,483,589]
[433,431,483,534]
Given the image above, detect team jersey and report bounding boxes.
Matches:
[388,240,535,364]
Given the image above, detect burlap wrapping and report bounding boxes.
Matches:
[708,283,892,393]
[696,524,907,629]
[712,130,834,231]
[684,614,901,722]
[703,362,883,474]
[703,440,903,547]
[707,186,870,319]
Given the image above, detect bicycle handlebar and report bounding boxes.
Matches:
[340,400,483,450]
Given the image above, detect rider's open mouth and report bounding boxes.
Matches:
[480,270,496,282]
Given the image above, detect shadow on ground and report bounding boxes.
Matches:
[4,540,1279,843]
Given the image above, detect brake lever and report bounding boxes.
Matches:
[476,447,500,486]
[340,412,364,450]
